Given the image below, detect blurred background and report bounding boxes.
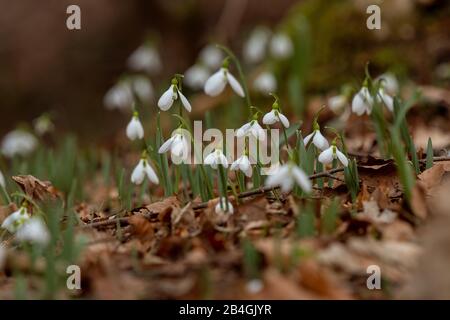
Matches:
[0,0,449,142]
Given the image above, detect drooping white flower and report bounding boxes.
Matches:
[204,149,228,169]
[130,75,154,103]
[126,112,144,141]
[318,145,349,167]
[199,45,223,69]
[158,132,190,163]
[33,114,55,136]
[16,217,50,246]
[158,79,192,112]
[236,120,266,141]
[376,88,394,112]
[215,197,234,214]
[131,158,159,185]
[253,71,277,94]
[104,81,133,111]
[230,154,252,177]
[127,44,162,74]
[265,163,312,193]
[270,33,294,59]
[262,109,289,128]
[303,125,329,150]
[351,86,373,116]
[243,27,271,64]
[1,130,38,158]
[328,95,348,113]
[376,72,398,95]
[204,68,244,97]
[184,64,210,90]
[1,206,30,233]
[0,169,5,188]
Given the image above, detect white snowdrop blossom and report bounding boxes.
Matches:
[0,169,5,188]
[204,67,245,97]
[16,217,50,247]
[127,44,162,74]
[253,71,277,94]
[204,149,228,169]
[130,76,154,103]
[199,45,223,69]
[376,88,394,112]
[351,86,373,116]
[1,206,30,233]
[33,114,54,136]
[236,120,266,141]
[262,108,290,128]
[1,130,38,158]
[184,64,210,90]
[270,33,294,59]
[158,79,192,112]
[243,27,271,64]
[246,279,264,294]
[215,198,234,214]
[131,158,159,185]
[158,132,190,163]
[104,81,133,111]
[318,145,349,167]
[303,125,329,150]
[265,163,312,193]
[328,95,348,113]
[230,154,252,177]
[126,112,144,141]
[376,73,398,95]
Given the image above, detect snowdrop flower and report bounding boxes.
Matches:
[127,44,162,74]
[158,131,190,163]
[130,75,154,103]
[199,45,223,69]
[131,157,159,185]
[0,169,5,188]
[243,27,271,64]
[318,144,349,167]
[328,95,348,113]
[215,197,234,214]
[376,88,394,112]
[230,154,252,177]
[104,81,133,111]
[1,206,30,233]
[303,123,329,150]
[126,112,144,141]
[33,113,54,136]
[270,33,294,59]
[265,163,311,193]
[184,64,210,90]
[16,217,50,247]
[236,119,266,141]
[351,86,373,116]
[1,130,38,158]
[204,149,228,169]
[376,73,398,95]
[262,101,289,128]
[253,71,277,94]
[246,279,264,294]
[158,78,192,112]
[204,61,244,97]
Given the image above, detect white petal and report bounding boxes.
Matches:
[292,167,312,193]
[351,93,366,116]
[226,72,245,97]
[217,153,229,168]
[303,132,314,146]
[204,152,217,168]
[178,90,192,112]
[126,117,144,140]
[131,160,146,185]
[313,131,329,150]
[144,162,159,184]
[318,147,334,164]
[262,110,277,125]
[278,113,290,128]
[230,160,240,171]
[239,156,251,172]
[204,70,227,96]
[236,122,252,138]
[336,150,349,167]
[215,198,234,214]
[378,90,393,112]
[0,170,5,188]
[243,165,253,177]
[157,85,175,111]
[265,165,289,189]
[158,136,175,153]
